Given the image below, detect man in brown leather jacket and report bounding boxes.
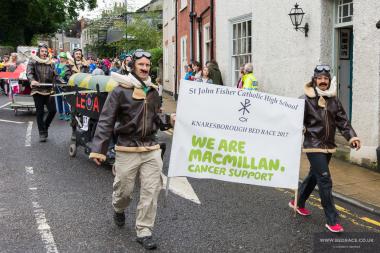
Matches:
[27,43,56,142]
[90,49,172,250]
[289,65,361,233]
[68,48,89,74]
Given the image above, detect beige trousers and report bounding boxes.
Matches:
[112,149,163,237]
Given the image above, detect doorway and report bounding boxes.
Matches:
[337,27,353,120]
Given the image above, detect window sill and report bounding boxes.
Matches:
[180,5,187,12]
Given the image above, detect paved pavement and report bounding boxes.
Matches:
[300,155,380,215]
[162,91,380,215]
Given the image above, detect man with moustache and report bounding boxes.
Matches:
[27,43,57,142]
[69,48,89,73]
[289,65,361,233]
[90,49,173,250]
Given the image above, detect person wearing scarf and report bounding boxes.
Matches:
[67,48,89,74]
[26,43,56,142]
[90,49,173,250]
[289,65,361,233]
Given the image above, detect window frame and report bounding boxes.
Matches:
[231,18,252,86]
[336,0,353,25]
[203,23,211,66]
[180,36,187,79]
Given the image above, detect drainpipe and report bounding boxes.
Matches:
[210,0,214,60]
[197,16,202,63]
[189,0,196,63]
[196,6,211,64]
[174,0,178,100]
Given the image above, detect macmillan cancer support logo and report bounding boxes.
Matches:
[238,99,251,122]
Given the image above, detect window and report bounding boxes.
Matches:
[180,0,187,11]
[180,36,187,79]
[336,0,353,24]
[203,24,211,66]
[232,20,252,84]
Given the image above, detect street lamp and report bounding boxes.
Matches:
[60,27,64,52]
[55,37,59,56]
[288,3,309,37]
[124,0,128,51]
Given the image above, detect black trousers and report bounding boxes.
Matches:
[298,152,338,225]
[33,94,56,134]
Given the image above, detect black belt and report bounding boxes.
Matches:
[125,135,156,142]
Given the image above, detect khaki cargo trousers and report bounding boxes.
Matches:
[112,149,163,237]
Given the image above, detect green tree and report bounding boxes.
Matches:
[111,11,163,75]
[86,9,163,61]
[116,12,162,52]
[0,0,96,46]
[149,47,163,80]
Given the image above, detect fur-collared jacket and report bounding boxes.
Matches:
[26,55,55,95]
[302,82,359,153]
[68,59,89,74]
[67,53,89,74]
[89,72,170,162]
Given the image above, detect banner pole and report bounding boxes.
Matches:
[164,176,171,207]
[294,188,298,217]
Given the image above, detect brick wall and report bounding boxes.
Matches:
[176,0,214,86]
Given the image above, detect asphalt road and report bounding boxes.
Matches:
[1,95,380,253]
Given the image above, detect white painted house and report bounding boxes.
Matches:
[163,0,177,95]
[216,0,380,166]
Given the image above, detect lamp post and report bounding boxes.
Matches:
[61,26,65,52]
[55,37,58,56]
[69,29,72,51]
[124,0,128,51]
[288,3,309,37]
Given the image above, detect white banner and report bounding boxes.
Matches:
[168,80,305,189]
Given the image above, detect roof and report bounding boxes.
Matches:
[136,0,162,12]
